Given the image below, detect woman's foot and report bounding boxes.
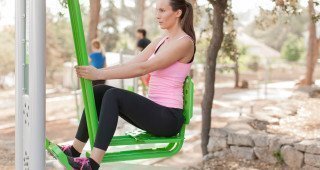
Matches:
[67,157,91,170]
[67,157,100,170]
[58,145,81,157]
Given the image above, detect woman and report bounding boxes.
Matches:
[63,0,195,169]
[89,39,106,86]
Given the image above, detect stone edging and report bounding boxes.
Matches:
[207,128,320,169]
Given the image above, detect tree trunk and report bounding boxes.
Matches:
[87,0,101,53]
[304,0,318,86]
[136,0,145,28]
[189,0,197,5]
[234,59,239,88]
[201,0,227,156]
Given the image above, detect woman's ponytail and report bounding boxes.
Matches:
[181,2,196,43]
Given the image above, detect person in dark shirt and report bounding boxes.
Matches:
[136,29,151,51]
[136,29,151,95]
[89,39,106,86]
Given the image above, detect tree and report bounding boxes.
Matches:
[304,0,319,85]
[219,2,239,88]
[99,1,120,52]
[46,12,74,83]
[281,34,304,62]
[248,7,308,51]
[87,0,101,53]
[201,0,228,156]
[137,0,146,28]
[118,0,154,36]
[257,0,319,86]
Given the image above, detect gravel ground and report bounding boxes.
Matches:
[185,156,284,170]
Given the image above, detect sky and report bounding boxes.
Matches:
[0,0,309,29]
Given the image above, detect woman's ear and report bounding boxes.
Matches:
[176,9,182,18]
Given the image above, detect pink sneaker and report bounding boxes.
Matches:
[67,157,92,170]
[58,145,74,157]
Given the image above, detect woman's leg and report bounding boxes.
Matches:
[92,80,106,86]
[89,88,185,163]
[72,84,114,153]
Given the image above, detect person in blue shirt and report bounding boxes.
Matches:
[89,39,106,86]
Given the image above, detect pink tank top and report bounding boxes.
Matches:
[147,35,193,109]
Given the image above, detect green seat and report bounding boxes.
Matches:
[86,76,194,162]
[46,76,194,166]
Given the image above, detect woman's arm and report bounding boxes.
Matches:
[76,37,194,80]
[96,38,194,80]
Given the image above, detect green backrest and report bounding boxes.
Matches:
[183,76,194,124]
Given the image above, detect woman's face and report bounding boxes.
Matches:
[156,0,181,29]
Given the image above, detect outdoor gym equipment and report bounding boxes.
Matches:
[16,0,194,169]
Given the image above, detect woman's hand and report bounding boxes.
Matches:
[75,65,103,80]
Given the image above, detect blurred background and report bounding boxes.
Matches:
[1,0,320,169]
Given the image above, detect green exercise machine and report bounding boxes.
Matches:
[45,0,194,169]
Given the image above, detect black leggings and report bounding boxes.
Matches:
[75,85,185,151]
[92,80,105,86]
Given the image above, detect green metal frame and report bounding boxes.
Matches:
[46,0,194,166]
[66,0,98,147]
[46,139,72,170]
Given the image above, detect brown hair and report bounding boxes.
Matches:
[91,39,101,51]
[169,0,196,43]
[137,28,147,38]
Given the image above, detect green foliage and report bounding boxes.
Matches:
[235,45,259,72]
[58,0,68,8]
[198,0,240,72]
[194,35,210,64]
[271,0,301,15]
[244,54,259,72]
[192,2,212,64]
[280,34,305,62]
[0,2,79,87]
[247,7,308,51]
[251,0,320,52]
[273,150,284,164]
[218,0,239,72]
[269,0,320,20]
[220,30,238,62]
